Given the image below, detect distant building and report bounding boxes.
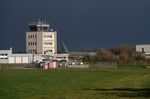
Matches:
[0,48,32,64]
[136,44,150,58]
[26,19,69,62]
[26,20,57,54]
[0,20,69,64]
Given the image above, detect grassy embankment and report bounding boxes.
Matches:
[0,64,150,99]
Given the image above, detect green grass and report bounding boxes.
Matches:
[0,66,150,99]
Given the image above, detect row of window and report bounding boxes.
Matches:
[28,49,37,53]
[28,35,53,39]
[28,42,52,46]
[44,42,52,45]
[0,58,8,59]
[28,42,37,46]
[44,50,53,54]
[28,35,36,39]
[56,57,66,59]
[44,35,52,38]
[0,54,8,56]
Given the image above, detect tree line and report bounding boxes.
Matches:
[83,45,149,64]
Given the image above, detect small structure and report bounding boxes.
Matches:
[0,48,32,64]
[136,44,150,58]
[43,61,59,69]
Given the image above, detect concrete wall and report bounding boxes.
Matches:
[0,48,12,63]
[8,54,32,64]
[26,32,43,54]
[26,31,57,54]
[136,45,150,53]
[0,48,32,64]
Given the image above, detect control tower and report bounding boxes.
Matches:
[26,19,57,54]
[28,19,50,32]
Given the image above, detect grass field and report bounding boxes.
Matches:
[0,65,150,99]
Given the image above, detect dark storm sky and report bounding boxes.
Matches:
[0,0,150,51]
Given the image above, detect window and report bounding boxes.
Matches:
[44,42,52,45]
[142,48,144,53]
[44,35,52,38]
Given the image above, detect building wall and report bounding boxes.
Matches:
[36,32,43,54]
[26,32,39,54]
[0,48,32,64]
[42,31,57,54]
[0,48,12,63]
[33,54,69,62]
[8,54,33,64]
[136,44,150,58]
[136,45,150,53]
[26,31,57,54]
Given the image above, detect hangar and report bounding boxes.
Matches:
[0,48,32,64]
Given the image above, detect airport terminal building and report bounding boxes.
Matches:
[0,20,69,64]
[26,20,57,54]
[26,20,69,62]
[0,48,32,64]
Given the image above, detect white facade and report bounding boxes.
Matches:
[33,54,69,62]
[0,48,12,63]
[0,48,32,64]
[136,44,150,58]
[26,20,57,54]
[8,54,32,64]
[136,44,150,53]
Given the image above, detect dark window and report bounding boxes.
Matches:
[142,48,144,53]
[35,50,37,54]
